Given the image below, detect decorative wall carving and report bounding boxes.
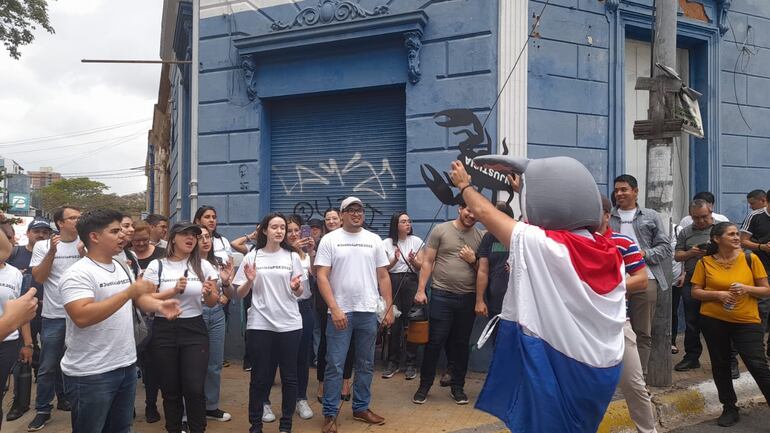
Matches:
[605,0,621,13]
[241,55,258,101]
[718,0,731,36]
[271,0,389,32]
[404,31,422,84]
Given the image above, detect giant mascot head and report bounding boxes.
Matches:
[472,155,602,232]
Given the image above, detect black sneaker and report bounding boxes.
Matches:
[404,365,418,380]
[674,358,700,371]
[56,399,72,411]
[27,413,51,431]
[717,405,739,427]
[412,386,429,404]
[451,387,469,405]
[382,362,399,379]
[146,405,161,423]
[6,400,28,421]
[206,408,232,422]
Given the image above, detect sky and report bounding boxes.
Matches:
[0,0,164,196]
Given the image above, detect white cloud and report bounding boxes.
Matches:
[0,0,164,196]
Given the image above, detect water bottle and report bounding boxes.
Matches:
[724,283,739,311]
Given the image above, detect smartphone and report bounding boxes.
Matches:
[300,225,312,252]
[696,243,710,250]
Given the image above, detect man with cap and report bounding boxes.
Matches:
[315,196,394,433]
[6,219,53,420]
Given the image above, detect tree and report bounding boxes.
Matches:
[38,178,147,217]
[1,0,55,60]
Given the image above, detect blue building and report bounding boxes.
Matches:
[148,0,768,360]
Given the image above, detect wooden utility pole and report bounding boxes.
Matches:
[634,0,679,387]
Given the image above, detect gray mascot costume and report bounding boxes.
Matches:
[471,155,626,433]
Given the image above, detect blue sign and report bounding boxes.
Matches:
[9,193,30,212]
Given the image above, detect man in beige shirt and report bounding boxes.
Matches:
[413,200,483,405]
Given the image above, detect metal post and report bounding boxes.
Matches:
[645,0,678,387]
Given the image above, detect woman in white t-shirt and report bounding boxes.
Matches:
[144,222,220,433]
[115,215,140,278]
[0,254,32,429]
[194,206,232,264]
[233,213,304,433]
[382,211,423,380]
[197,226,235,422]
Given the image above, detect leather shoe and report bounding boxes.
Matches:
[322,416,338,433]
[674,359,700,371]
[6,401,28,421]
[353,409,385,425]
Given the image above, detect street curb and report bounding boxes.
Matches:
[598,374,765,432]
[448,375,765,433]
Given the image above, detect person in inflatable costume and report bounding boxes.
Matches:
[448,156,626,433]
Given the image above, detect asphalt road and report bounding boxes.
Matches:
[671,405,770,432]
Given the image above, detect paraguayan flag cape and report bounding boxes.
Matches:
[475,221,626,433]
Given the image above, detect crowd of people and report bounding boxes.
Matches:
[0,168,768,433]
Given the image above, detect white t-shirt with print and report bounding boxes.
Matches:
[30,237,82,319]
[233,248,304,332]
[0,264,24,341]
[314,228,389,313]
[212,235,232,263]
[143,258,219,318]
[59,258,136,377]
[383,235,423,274]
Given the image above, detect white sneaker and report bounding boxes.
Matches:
[296,399,314,419]
[262,404,276,423]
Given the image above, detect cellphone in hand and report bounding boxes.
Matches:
[696,243,710,251]
[300,225,312,252]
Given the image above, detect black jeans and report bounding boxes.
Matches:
[681,281,703,362]
[387,272,419,367]
[671,284,682,346]
[700,315,770,407]
[316,308,354,382]
[419,289,476,389]
[297,299,314,400]
[150,316,209,433]
[137,345,160,409]
[247,329,301,433]
[0,339,20,428]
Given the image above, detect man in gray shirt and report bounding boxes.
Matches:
[673,199,713,372]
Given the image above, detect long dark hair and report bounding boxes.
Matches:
[255,213,296,253]
[323,208,340,235]
[164,223,206,282]
[387,211,412,246]
[706,222,738,256]
[194,206,221,239]
[199,226,219,268]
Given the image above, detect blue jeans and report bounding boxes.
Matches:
[36,317,67,413]
[63,365,137,433]
[203,304,226,411]
[322,312,377,417]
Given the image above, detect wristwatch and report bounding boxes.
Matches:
[23,343,33,349]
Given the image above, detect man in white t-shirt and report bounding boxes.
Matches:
[28,206,84,431]
[678,191,729,228]
[610,175,672,379]
[315,197,394,433]
[60,209,180,433]
[145,214,169,249]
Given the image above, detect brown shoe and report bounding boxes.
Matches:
[322,416,338,433]
[353,409,385,425]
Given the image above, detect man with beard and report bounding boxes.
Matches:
[413,200,484,405]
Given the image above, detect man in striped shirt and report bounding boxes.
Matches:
[599,195,658,433]
[740,189,770,354]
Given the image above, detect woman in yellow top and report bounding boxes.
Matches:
[691,222,770,427]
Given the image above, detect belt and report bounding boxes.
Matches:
[432,288,474,298]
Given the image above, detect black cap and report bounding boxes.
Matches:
[169,222,202,236]
[308,218,323,229]
[28,219,53,232]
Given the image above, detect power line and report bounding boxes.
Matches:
[0,118,150,146]
[59,166,146,176]
[1,131,145,155]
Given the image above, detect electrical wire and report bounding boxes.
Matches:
[1,131,146,155]
[0,118,150,146]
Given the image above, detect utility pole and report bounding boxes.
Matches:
[634,0,678,387]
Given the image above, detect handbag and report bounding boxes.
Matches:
[115,259,151,349]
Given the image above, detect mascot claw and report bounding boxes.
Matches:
[420,164,458,206]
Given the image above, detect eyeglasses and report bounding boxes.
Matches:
[345,208,364,215]
[64,216,80,221]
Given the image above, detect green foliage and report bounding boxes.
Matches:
[1,0,55,59]
[39,178,146,216]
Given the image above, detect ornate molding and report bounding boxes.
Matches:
[404,31,422,84]
[271,0,389,32]
[718,0,731,36]
[605,0,620,13]
[241,55,258,101]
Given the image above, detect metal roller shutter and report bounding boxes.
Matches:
[270,87,406,237]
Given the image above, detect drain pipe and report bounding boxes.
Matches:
[189,0,200,214]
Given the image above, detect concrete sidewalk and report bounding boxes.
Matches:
[4,336,767,433]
